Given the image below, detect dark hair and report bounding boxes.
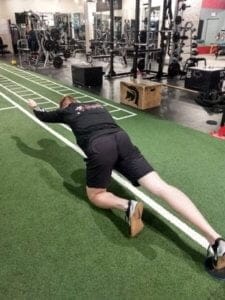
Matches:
[59,95,75,108]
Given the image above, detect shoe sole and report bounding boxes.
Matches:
[205,256,225,280]
[215,256,225,270]
[130,202,144,237]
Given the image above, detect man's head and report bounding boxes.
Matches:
[59,96,75,108]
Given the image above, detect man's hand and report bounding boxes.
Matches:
[28,99,38,109]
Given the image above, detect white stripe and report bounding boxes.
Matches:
[45,84,58,87]
[114,113,137,121]
[0,64,136,119]
[0,90,211,253]
[17,93,36,97]
[0,106,16,111]
[108,109,120,113]
[0,74,52,105]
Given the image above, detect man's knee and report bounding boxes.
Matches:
[86,186,106,204]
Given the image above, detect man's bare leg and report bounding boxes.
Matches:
[138,171,221,244]
[86,187,129,210]
[86,186,144,237]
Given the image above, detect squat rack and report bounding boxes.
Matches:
[106,0,171,80]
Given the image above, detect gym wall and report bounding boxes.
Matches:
[0,0,84,53]
[200,0,225,44]
[184,0,202,34]
[0,0,84,23]
[202,0,225,9]
[0,0,204,56]
[200,8,225,44]
[0,1,13,53]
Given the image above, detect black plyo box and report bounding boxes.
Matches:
[71,65,103,86]
[185,67,225,91]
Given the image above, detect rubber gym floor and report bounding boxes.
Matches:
[0,62,225,299]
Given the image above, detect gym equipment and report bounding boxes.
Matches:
[0,37,10,56]
[196,89,225,141]
[11,59,17,65]
[53,56,63,68]
[106,0,117,77]
[175,16,182,25]
[63,49,71,59]
[185,67,225,92]
[168,2,198,78]
[154,0,173,79]
[71,65,103,86]
[120,80,162,109]
[215,45,225,59]
[50,28,61,41]
[168,61,181,77]
[105,0,140,78]
[17,39,32,67]
[195,90,225,111]
[191,49,199,56]
[181,57,206,79]
[15,10,74,69]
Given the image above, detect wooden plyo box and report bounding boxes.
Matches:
[120,80,162,110]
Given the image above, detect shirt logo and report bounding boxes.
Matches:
[75,103,103,113]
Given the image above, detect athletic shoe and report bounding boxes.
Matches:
[126,200,144,237]
[205,238,225,280]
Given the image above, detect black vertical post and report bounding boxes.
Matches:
[145,0,152,71]
[221,108,225,127]
[106,0,116,77]
[156,0,167,79]
[132,0,140,79]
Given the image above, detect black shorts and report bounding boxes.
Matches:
[85,131,154,188]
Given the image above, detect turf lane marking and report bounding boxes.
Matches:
[0,75,58,106]
[0,73,129,121]
[108,109,120,113]
[0,106,16,111]
[0,64,136,120]
[0,90,211,253]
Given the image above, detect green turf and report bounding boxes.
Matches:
[0,64,225,299]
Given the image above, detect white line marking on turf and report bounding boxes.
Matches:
[0,90,211,253]
[0,106,16,111]
[0,75,53,106]
[0,64,136,120]
[0,75,73,135]
[108,109,120,113]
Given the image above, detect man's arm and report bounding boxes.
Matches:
[28,99,63,123]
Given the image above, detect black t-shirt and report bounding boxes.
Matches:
[33,102,122,153]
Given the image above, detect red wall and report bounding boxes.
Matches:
[202,0,225,9]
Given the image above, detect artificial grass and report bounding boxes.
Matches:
[1,67,225,299]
